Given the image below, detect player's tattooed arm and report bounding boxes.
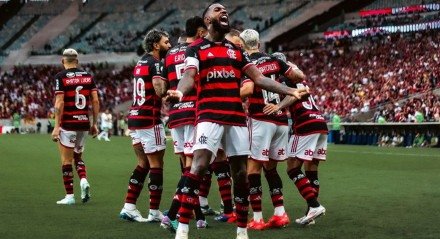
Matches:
[177,68,196,95]
[52,94,64,141]
[240,80,254,99]
[245,65,303,99]
[166,68,196,102]
[263,95,297,115]
[152,77,168,97]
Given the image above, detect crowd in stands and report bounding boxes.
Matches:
[285,29,440,122]
[329,11,440,31]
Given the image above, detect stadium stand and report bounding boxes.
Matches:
[0,0,439,127]
[285,30,440,122]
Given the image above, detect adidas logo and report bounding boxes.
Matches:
[207,52,214,57]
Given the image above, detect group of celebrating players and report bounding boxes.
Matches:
[51,3,328,239]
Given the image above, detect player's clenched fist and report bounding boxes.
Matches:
[51,127,60,142]
[165,89,183,103]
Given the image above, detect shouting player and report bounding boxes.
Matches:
[119,29,171,222]
[160,16,209,231]
[52,48,99,205]
[166,3,307,239]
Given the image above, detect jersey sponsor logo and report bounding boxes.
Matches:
[173,101,195,109]
[66,72,75,78]
[63,77,92,86]
[278,148,285,156]
[309,113,325,120]
[317,148,327,155]
[183,142,193,148]
[130,179,139,184]
[207,52,215,58]
[206,68,236,81]
[227,49,236,59]
[129,109,139,116]
[73,115,88,121]
[304,149,314,156]
[257,63,279,74]
[200,44,210,50]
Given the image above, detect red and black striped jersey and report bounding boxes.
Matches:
[184,38,254,126]
[284,81,328,135]
[128,53,164,130]
[54,68,97,131]
[162,43,197,128]
[243,52,291,125]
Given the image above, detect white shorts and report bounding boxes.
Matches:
[171,124,195,156]
[59,128,87,153]
[192,122,250,160]
[130,124,166,154]
[249,118,288,161]
[288,133,327,161]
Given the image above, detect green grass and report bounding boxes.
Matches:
[0,134,439,239]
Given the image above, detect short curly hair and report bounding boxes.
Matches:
[142,29,169,52]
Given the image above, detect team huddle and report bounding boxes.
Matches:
[51,3,327,239]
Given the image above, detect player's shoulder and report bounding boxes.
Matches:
[72,68,92,77]
[137,53,160,66]
[168,43,189,55]
[189,38,205,48]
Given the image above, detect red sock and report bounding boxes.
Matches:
[62,164,74,194]
[178,172,201,225]
[234,182,249,228]
[288,168,319,207]
[264,167,284,208]
[125,165,149,204]
[305,170,319,198]
[74,152,87,179]
[148,168,163,210]
[248,173,262,213]
[211,162,233,214]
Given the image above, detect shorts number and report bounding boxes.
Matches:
[133,77,146,106]
[296,83,318,110]
[262,75,280,104]
[75,86,86,109]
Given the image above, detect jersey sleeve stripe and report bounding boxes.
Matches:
[185,57,199,71]
[242,62,254,72]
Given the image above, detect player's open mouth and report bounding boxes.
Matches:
[220,15,229,26]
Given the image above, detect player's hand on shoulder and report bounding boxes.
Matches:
[263,103,280,115]
[51,127,60,142]
[290,87,309,100]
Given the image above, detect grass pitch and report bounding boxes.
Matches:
[0,134,439,239]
